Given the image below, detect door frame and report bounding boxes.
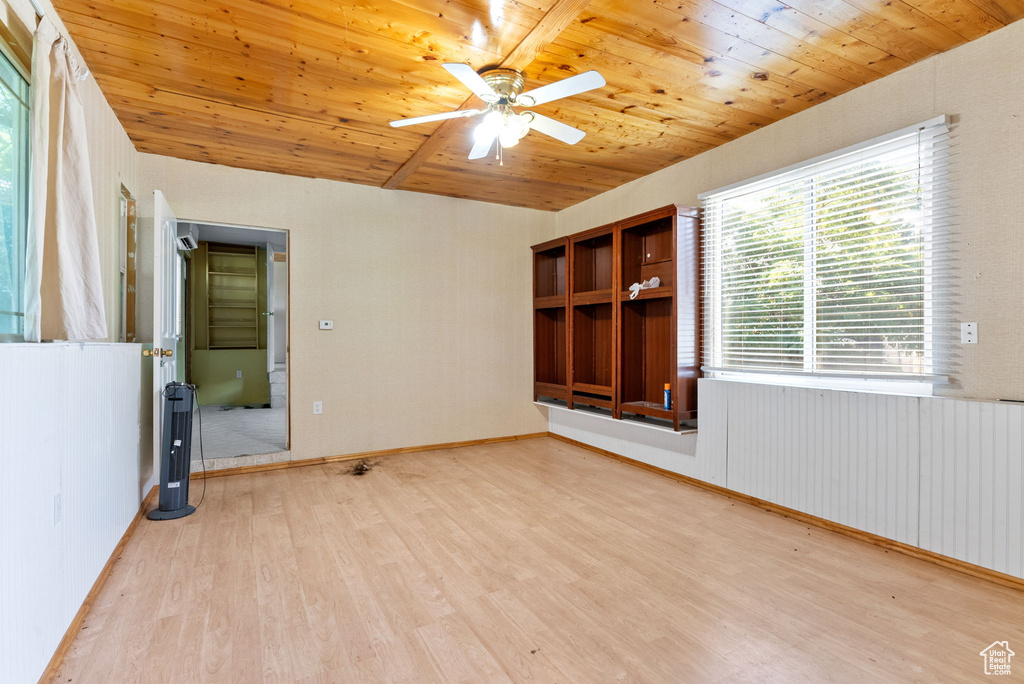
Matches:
[181,218,291,451]
[183,254,192,385]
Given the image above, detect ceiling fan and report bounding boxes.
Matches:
[389,63,606,162]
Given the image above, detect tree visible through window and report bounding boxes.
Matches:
[702,120,949,381]
[0,50,29,340]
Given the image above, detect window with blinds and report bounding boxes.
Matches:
[700,117,951,383]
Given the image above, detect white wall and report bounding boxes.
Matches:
[0,343,143,683]
[555,18,1024,402]
[0,2,144,681]
[138,155,556,461]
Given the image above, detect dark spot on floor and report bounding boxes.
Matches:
[343,459,375,476]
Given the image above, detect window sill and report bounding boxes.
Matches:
[707,371,937,398]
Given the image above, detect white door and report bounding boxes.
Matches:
[152,190,181,473]
[265,243,275,373]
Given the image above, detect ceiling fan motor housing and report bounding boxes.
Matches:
[480,68,526,104]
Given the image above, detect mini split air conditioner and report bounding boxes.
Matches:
[176,222,199,251]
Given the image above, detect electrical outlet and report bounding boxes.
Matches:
[319,320,333,330]
[961,322,978,344]
[313,401,323,415]
[54,492,62,524]
[236,370,243,379]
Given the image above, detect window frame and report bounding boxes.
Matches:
[0,47,30,343]
[699,116,950,393]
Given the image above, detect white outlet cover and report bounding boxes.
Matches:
[313,401,323,415]
[319,320,333,330]
[961,322,978,344]
[236,370,243,378]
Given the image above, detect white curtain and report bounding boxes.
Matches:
[24,17,106,342]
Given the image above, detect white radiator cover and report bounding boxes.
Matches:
[548,378,1024,580]
[0,344,143,683]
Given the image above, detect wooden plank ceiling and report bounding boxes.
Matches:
[55,0,1024,211]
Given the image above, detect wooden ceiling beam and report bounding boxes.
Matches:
[380,0,594,191]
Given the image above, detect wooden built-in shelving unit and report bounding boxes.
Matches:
[532,205,700,430]
[532,238,568,402]
[206,243,260,350]
[569,226,616,411]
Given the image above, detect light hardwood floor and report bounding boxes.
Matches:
[56,438,1024,682]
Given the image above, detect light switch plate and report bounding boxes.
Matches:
[961,322,978,344]
[313,401,323,415]
[319,320,333,330]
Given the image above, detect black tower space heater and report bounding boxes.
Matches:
[148,382,197,521]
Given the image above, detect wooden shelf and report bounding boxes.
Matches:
[572,290,613,306]
[572,303,613,390]
[620,401,673,420]
[205,242,261,350]
[534,308,567,388]
[208,245,257,257]
[533,240,566,299]
[534,295,567,309]
[621,214,674,292]
[572,231,614,293]
[618,287,672,301]
[620,297,672,419]
[571,393,613,410]
[209,284,256,292]
[572,382,612,396]
[534,382,568,401]
[532,205,701,431]
[532,239,569,401]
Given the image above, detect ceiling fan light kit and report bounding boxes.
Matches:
[390,63,606,165]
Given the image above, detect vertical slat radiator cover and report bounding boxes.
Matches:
[919,397,1024,577]
[709,379,1022,578]
[725,383,921,546]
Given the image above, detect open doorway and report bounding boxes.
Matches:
[180,221,289,466]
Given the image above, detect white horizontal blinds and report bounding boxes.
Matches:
[702,118,951,379]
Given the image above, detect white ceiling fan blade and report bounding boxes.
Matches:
[389,108,482,128]
[518,70,605,106]
[468,130,497,160]
[442,63,498,102]
[527,113,586,145]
